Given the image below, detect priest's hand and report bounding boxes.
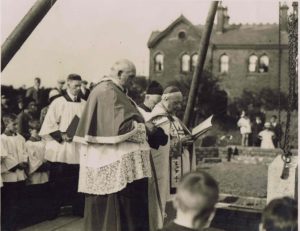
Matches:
[62,133,73,143]
[181,135,194,145]
[145,122,157,135]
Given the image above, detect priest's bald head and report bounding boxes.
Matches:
[161,86,183,114]
[110,59,136,89]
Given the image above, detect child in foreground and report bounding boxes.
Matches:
[260,197,297,231]
[159,171,221,231]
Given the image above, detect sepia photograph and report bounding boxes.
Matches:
[1,0,298,230]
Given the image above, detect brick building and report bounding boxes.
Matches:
[147,4,289,99]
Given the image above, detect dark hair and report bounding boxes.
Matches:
[271,115,278,119]
[262,197,298,231]
[2,113,17,126]
[34,77,41,82]
[28,119,41,130]
[146,81,163,95]
[67,74,82,81]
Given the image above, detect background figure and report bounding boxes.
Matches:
[78,80,90,100]
[138,80,163,119]
[259,197,297,231]
[48,79,65,99]
[237,110,251,146]
[270,115,282,148]
[25,77,43,109]
[1,95,11,115]
[17,101,39,140]
[258,122,275,149]
[251,116,264,147]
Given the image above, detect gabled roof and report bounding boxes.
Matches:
[147,14,201,48]
[148,15,288,48]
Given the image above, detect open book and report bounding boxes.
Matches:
[183,115,213,139]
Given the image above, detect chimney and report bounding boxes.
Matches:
[280,2,289,31]
[223,7,230,29]
[216,4,224,33]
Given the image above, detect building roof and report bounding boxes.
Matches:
[148,15,288,48]
[147,15,201,48]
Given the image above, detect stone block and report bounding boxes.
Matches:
[267,155,298,203]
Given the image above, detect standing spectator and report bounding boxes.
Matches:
[48,79,65,99]
[39,74,86,218]
[14,98,25,115]
[26,77,43,108]
[17,101,39,140]
[259,197,297,231]
[258,122,275,149]
[237,110,252,146]
[1,95,11,115]
[40,88,63,125]
[251,116,264,146]
[270,115,282,148]
[78,80,90,100]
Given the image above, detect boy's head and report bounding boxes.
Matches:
[2,113,18,134]
[173,171,219,228]
[260,197,297,231]
[270,115,278,124]
[28,120,41,137]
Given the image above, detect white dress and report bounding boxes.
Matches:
[259,130,275,149]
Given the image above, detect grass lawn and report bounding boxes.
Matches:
[198,162,268,198]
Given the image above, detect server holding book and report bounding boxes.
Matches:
[39,74,86,218]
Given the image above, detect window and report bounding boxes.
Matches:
[259,55,269,73]
[248,55,258,72]
[220,54,229,73]
[154,53,164,72]
[178,31,186,40]
[181,54,190,72]
[191,54,198,71]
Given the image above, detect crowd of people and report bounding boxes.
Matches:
[0,59,297,231]
[237,110,282,149]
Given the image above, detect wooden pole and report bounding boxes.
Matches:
[1,0,57,71]
[183,1,219,126]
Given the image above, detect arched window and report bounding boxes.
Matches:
[259,55,269,72]
[181,54,190,72]
[220,54,229,73]
[191,54,198,71]
[154,53,164,72]
[248,55,258,72]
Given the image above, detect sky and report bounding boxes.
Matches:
[1,0,294,87]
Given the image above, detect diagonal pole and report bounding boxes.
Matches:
[1,0,57,71]
[183,1,219,127]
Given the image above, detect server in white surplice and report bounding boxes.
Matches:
[39,74,86,218]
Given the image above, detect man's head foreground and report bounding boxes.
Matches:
[260,197,297,231]
[173,171,219,229]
